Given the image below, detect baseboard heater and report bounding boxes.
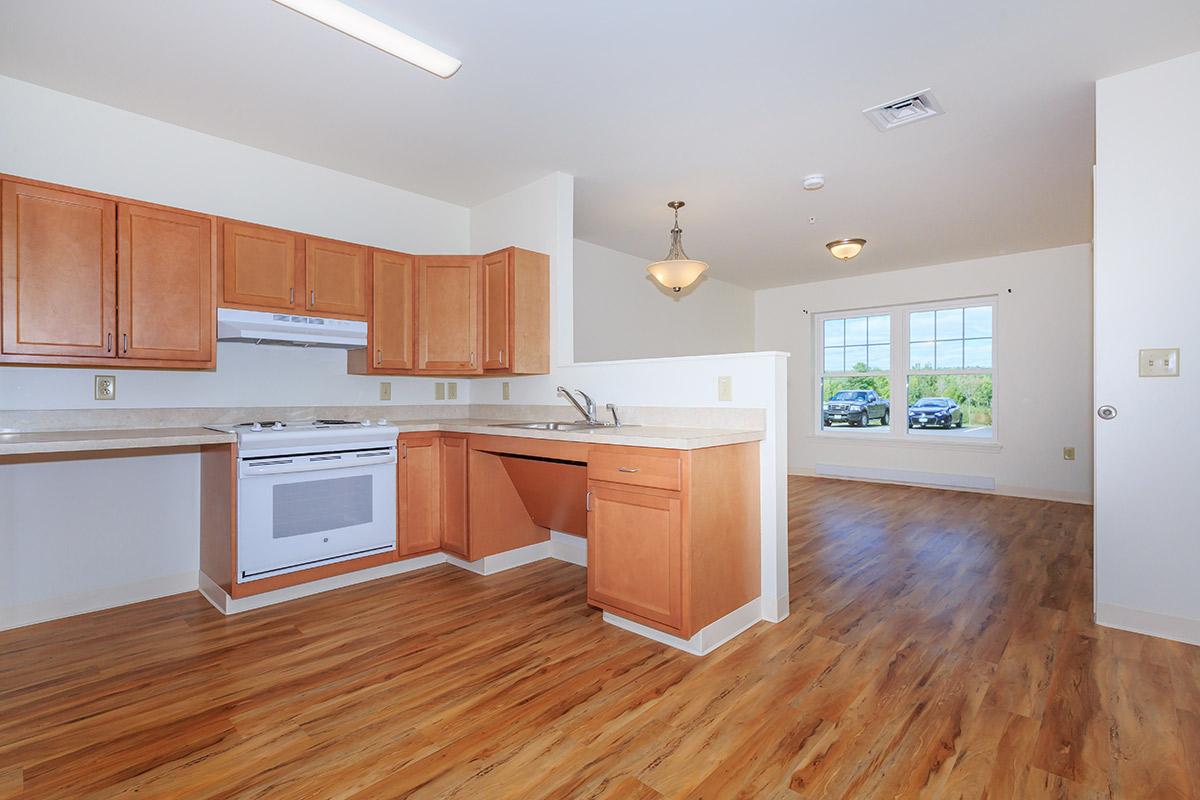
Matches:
[814,463,996,492]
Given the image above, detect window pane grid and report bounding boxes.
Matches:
[819,299,995,442]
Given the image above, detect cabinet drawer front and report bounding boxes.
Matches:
[588,449,682,491]
[587,484,682,629]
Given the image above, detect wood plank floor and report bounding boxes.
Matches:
[2,476,1197,799]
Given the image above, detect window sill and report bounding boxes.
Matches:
[807,433,1002,453]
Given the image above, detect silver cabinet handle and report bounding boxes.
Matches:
[106,333,112,352]
[617,466,640,473]
[470,351,475,366]
[402,442,408,459]
[585,490,592,512]
[310,289,316,306]
[289,287,295,304]
[123,333,128,353]
[499,347,505,364]
[376,349,383,365]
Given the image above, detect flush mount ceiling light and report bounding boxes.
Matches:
[646,201,709,293]
[826,238,867,260]
[272,0,462,78]
[802,174,825,191]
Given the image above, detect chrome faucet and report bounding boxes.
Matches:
[557,386,598,424]
[606,403,621,427]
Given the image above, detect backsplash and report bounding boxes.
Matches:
[0,404,765,433]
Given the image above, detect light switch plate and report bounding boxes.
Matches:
[94,374,115,401]
[717,375,733,402]
[435,382,446,401]
[447,382,458,400]
[1139,348,1180,377]
[379,381,392,401]
[502,381,511,401]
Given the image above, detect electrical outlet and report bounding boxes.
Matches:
[1063,447,1076,461]
[447,382,458,400]
[435,382,446,401]
[379,381,392,401]
[502,381,511,401]
[717,375,733,402]
[1139,348,1180,377]
[94,375,116,401]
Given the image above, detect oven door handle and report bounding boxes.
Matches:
[240,451,396,477]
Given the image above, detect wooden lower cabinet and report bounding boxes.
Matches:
[587,484,683,629]
[398,434,441,555]
[439,434,470,556]
[586,442,760,638]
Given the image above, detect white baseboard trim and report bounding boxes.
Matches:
[796,469,1092,505]
[200,553,448,615]
[446,541,551,576]
[761,593,790,623]
[549,531,587,566]
[816,462,995,491]
[602,598,763,656]
[1,571,198,631]
[1095,602,1200,647]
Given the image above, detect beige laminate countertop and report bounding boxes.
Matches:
[0,419,763,457]
[0,427,238,456]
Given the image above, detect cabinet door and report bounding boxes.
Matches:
[1,181,116,358]
[482,249,510,369]
[371,249,415,370]
[440,435,469,556]
[221,221,298,310]
[399,435,440,554]
[117,203,214,363]
[416,256,481,372]
[587,483,683,630]
[306,237,367,317]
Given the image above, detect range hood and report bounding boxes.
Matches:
[216,308,367,349]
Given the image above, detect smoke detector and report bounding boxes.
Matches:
[863,89,943,131]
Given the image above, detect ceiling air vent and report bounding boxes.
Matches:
[863,89,943,131]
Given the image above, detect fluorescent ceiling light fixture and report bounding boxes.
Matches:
[273,0,462,78]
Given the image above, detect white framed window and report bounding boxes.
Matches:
[815,297,997,442]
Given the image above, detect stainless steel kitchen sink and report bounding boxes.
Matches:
[489,421,607,431]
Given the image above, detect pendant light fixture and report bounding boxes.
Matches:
[646,201,709,292]
[826,238,867,260]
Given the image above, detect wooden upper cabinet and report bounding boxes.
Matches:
[305,237,367,318]
[221,221,298,311]
[440,435,470,556]
[482,247,549,375]
[482,250,510,369]
[117,203,214,363]
[587,483,683,630]
[399,434,441,555]
[369,249,415,370]
[416,255,481,373]
[1,181,116,358]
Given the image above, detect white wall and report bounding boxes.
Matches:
[755,244,1094,503]
[1093,51,1200,644]
[0,74,472,411]
[470,176,790,624]
[573,239,755,363]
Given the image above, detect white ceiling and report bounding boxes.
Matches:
[1,1,1198,288]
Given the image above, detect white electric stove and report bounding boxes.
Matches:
[205,418,401,584]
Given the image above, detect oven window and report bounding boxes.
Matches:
[272,475,373,538]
